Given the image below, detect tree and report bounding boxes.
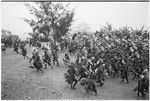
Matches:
[1,29,11,39]
[23,2,74,43]
[1,29,20,47]
[94,24,149,70]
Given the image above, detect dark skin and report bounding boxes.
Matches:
[33,61,43,73]
[20,45,28,58]
[14,42,19,53]
[78,67,88,81]
[81,79,97,96]
[135,77,149,97]
[120,65,129,83]
[31,54,43,73]
[43,51,53,69]
[67,67,78,87]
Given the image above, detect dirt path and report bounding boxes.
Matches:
[1,46,149,100]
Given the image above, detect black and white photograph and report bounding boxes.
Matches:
[1,1,149,100]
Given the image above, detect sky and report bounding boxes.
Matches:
[1,2,149,40]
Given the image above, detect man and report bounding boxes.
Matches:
[13,41,19,53]
[43,50,53,69]
[142,69,149,92]
[96,67,105,86]
[120,62,129,83]
[20,43,28,58]
[78,64,88,81]
[63,53,70,65]
[133,74,149,97]
[80,78,97,96]
[2,43,6,53]
[65,64,78,89]
[30,50,39,65]
[22,47,27,58]
[32,51,43,73]
[52,49,59,67]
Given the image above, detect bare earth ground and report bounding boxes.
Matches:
[1,46,149,100]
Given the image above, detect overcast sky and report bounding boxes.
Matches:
[1,2,149,40]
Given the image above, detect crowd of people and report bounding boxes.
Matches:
[62,30,149,97]
[1,29,149,98]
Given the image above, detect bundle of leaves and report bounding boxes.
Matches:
[71,24,149,74]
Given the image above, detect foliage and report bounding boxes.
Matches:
[71,24,149,71]
[23,2,74,43]
[1,29,20,47]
